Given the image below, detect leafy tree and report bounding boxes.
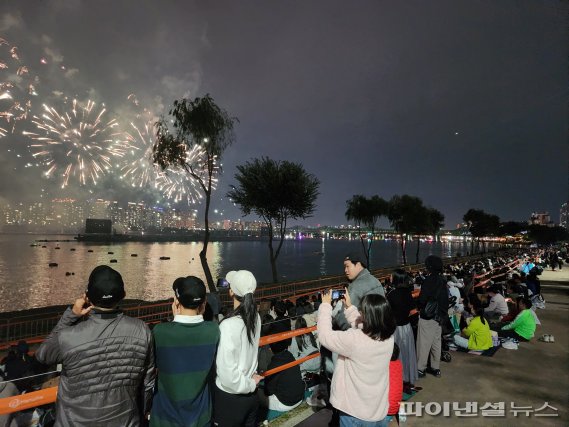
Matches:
[227,157,320,283]
[414,207,445,264]
[527,225,569,244]
[463,209,500,253]
[388,195,425,264]
[153,94,237,292]
[345,195,389,269]
[499,221,527,236]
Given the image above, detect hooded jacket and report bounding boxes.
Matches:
[35,308,155,427]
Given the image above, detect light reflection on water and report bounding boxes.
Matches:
[0,234,495,312]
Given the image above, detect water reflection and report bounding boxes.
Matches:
[319,238,326,276]
[0,235,501,312]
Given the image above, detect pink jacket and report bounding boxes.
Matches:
[318,303,394,421]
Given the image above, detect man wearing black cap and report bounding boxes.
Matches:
[335,252,385,330]
[150,276,220,427]
[35,265,155,427]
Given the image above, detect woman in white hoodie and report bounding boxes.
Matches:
[213,270,262,427]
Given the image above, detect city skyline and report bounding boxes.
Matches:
[0,1,567,227]
[1,197,564,235]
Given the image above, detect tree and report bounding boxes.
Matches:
[227,157,320,283]
[414,207,445,264]
[527,225,569,244]
[499,221,527,236]
[153,94,237,292]
[463,209,500,253]
[388,195,425,264]
[345,195,388,269]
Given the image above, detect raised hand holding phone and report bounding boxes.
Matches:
[343,287,352,308]
[321,289,332,305]
[72,294,93,316]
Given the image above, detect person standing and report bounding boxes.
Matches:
[35,265,155,426]
[549,252,559,271]
[386,269,418,392]
[318,290,395,426]
[151,276,220,427]
[213,270,262,427]
[336,252,385,330]
[416,256,448,378]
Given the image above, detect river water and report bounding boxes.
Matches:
[0,234,484,312]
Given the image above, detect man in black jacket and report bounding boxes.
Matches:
[416,255,449,378]
[35,265,155,426]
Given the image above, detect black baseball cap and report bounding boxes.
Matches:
[344,252,367,268]
[87,265,126,308]
[173,276,206,309]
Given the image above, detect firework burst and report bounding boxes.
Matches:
[24,98,130,188]
[0,37,38,137]
[119,95,209,204]
[153,144,216,204]
[119,96,161,188]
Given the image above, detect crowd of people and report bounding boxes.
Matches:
[0,244,565,426]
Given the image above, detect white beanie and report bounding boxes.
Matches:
[226,270,257,297]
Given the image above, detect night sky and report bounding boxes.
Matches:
[0,0,567,227]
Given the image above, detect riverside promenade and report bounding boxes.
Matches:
[276,268,569,427]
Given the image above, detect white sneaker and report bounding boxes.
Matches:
[306,396,326,408]
[549,335,555,343]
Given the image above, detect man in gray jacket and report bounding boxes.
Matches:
[335,252,385,330]
[35,265,155,426]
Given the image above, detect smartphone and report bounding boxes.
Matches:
[331,289,346,300]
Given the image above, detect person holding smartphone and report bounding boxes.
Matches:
[318,288,396,426]
[35,265,155,427]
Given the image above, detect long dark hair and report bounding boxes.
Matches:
[224,293,258,345]
[471,298,487,326]
[392,268,411,288]
[360,294,396,341]
[294,317,317,351]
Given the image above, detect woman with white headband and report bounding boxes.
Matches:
[213,270,262,427]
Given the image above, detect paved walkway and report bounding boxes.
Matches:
[278,270,569,427]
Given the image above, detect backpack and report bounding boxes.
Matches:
[420,279,444,322]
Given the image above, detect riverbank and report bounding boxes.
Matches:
[281,270,569,427]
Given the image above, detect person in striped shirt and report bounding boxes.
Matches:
[150,276,220,427]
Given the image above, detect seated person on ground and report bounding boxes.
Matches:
[289,317,320,374]
[258,314,275,373]
[273,301,292,331]
[495,296,536,342]
[447,278,463,314]
[260,322,305,413]
[3,340,39,393]
[526,271,541,297]
[453,299,493,351]
[484,285,509,322]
